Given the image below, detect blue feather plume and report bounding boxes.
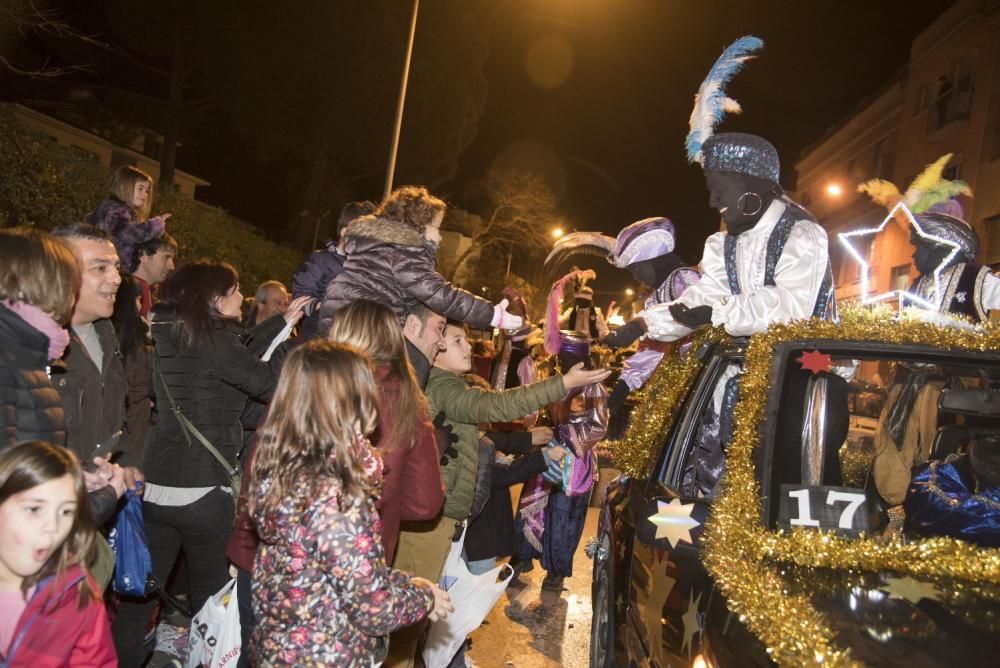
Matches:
[686,36,764,165]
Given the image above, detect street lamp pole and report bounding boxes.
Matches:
[383,0,420,201]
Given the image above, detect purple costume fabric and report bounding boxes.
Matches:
[86,198,166,273]
[620,267,701,391]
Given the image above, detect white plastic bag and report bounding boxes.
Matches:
[186,577,242,668]
[421,526,514,668]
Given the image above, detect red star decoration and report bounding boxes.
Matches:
[798,349,833,375]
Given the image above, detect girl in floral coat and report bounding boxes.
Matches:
[248,340,452,667]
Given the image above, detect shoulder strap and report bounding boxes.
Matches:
[152,354,236,477]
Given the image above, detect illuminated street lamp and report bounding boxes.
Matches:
[624,287,634,296]
[826,182,843,197]
[551,227,564,239]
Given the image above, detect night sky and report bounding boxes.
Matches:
[24,0,954,296]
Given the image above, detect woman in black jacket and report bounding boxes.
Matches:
[111,259,307,667]
[0,229,79,450]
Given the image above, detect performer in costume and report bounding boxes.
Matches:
[859,156,1000,536]
[511,271,609,591]
[858,153,1000,321]
[638,36,835,341]
[545,217,700,410]
[559,281,609,341]
[491,288,541,428]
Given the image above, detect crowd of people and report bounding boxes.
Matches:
[3,36,1000,668]
[0,169,613,668]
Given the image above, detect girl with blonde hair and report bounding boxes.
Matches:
[249,340,451,666]
[86,165,171,273]
[328,300,443,563]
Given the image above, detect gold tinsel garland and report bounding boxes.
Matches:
[608,327,725,478]
[702,306,1000,666]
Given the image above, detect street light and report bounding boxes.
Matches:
[624,287,634,297]
[383,0,421,201]
[826,182,843,197]
[552,227,564,239]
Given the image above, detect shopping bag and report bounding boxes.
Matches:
[107,486,155,597]
[421,526,514,668]
[186,577,242,668]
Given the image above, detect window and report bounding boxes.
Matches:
[890,264,912,292]
[915,84,928,116]
[985,215,1000,268]
[665,357,744,497]
[766,346,1000,542]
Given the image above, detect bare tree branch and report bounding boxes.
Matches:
[0,0,103,78]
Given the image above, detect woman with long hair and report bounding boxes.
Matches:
[327,300,443,563]
[0,441,115,666]
[249,341,451,666]
[111,259,305,666]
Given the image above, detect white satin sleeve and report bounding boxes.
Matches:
[640,233,732,342]
[712,220,829,337]
[981,271,1000,312]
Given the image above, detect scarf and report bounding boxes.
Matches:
[3,300,70,360]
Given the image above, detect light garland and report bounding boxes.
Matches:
[702,306,1000,665]
[838,201,961,310]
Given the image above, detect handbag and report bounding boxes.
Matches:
[187,577,242,668]
[107,487,156,597]
[154,354,242,498]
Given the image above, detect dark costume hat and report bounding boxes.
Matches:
[685,36,779,184]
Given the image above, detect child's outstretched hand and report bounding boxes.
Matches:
[490,298,524,330]
[562,362,612,390]
[411,577,454,622]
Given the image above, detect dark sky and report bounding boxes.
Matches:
[25,0,953,298]
[440,0,951,295]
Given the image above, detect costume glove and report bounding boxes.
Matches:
[668,303,713,328]
[490,298,524,329]
[601,319,646,348]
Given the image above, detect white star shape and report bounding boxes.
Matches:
[878,576,941,605]
[680,590,703,659]
[955,291,967,303]
[839,201,961,310]
[647,498,700,549]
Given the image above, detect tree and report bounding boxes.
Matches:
[0,0,101,79]
[445,168,559,285]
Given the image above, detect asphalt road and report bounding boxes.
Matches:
[467,507,599,668]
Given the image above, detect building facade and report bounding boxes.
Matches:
[793,0,1000,306]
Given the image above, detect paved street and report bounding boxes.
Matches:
[468,507,598,668]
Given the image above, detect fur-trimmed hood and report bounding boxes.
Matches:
[343,215,426,249]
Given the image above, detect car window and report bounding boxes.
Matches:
[766,347,1000,546]
[665,358,744,498]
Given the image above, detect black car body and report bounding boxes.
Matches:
[590,312,1000,667]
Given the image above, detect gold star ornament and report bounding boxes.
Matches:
[648,498,700,549]
[878,576,941,605]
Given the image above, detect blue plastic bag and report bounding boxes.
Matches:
[107,484,155,597]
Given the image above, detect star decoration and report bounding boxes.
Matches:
[838,201,961,310]
[680,590,703,659]
[648,498,700,549]
[878,576,941,604]
[955,291,967,303]
[797,349,833,375]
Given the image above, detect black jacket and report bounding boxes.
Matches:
[319,215,495,331]
[464,431,549,562]
[51,319,129,465]
[144,306,281,488]
[0,304,66,450]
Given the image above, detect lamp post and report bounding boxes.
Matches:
[383,0,420,201]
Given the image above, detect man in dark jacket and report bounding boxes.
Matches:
[52,224,131,521]
[292,200,376,339]
[401,301,446,390]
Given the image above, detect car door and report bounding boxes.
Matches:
[623,354,742,667]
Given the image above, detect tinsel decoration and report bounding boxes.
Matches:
[701,305,1000,666]
[608,327,725,478]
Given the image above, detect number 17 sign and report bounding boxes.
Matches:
[777,485,872,537]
